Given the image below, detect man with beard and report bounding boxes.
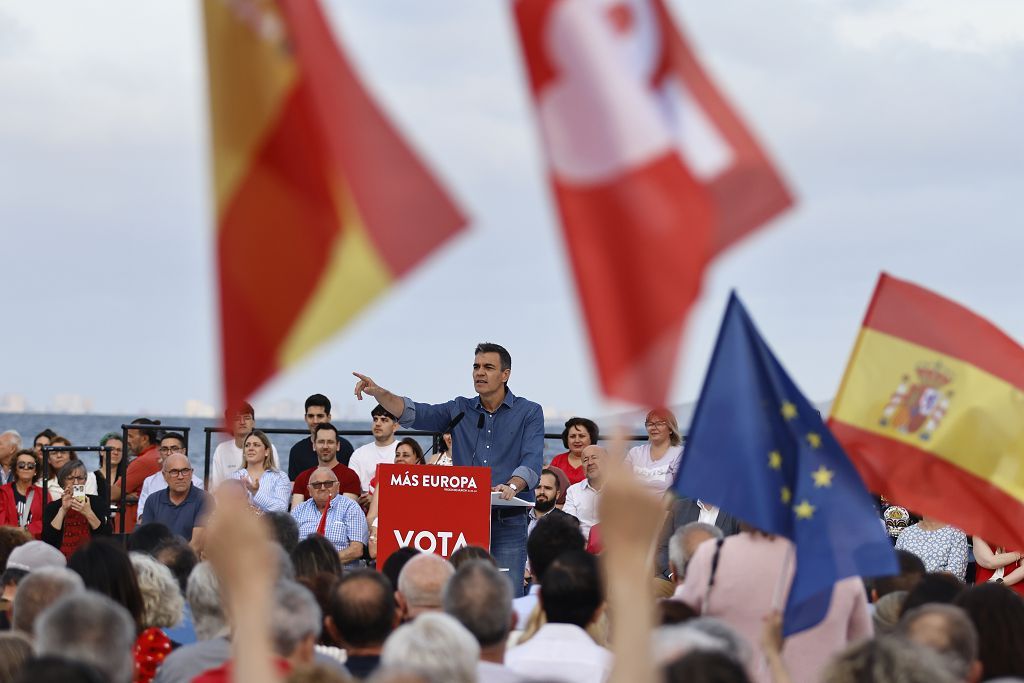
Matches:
[528,469,572,535]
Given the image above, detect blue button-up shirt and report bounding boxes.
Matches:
[399,387,544,501]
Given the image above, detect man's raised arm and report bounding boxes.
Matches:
[352,372,406,419]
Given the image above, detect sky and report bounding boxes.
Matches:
[1,1,1022,421]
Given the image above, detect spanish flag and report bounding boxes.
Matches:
[204,0,465,409]
[830,274,1024,550]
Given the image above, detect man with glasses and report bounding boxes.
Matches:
[136,432,205,522]
[291,423,361,508]
[291,467,368,569]
[141,453,211,552]
[562,445,606,544]
[209,402,279,489]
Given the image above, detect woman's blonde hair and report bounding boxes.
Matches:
[242,430,278,471]
[646,409,682,446]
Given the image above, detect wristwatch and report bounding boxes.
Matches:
[506,482,519,492]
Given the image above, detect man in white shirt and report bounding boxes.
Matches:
[348,405,399,497]
[506,549,612,683]
[209,402,278,489]
[137,433,205,521]
[561,445,605,542]
[444,560,528,683]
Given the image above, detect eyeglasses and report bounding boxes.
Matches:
[308,481,336,490]
[166,468,193,478]
[65,475,86,483]
[16,462,36,470]
[645,420,668,428]
[159,445,185,455]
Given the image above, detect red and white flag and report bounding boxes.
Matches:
[514,0,792,406]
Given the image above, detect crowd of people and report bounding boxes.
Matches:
[0,342,1023,683]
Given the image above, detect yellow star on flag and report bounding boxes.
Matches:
[811,465,834,488]
[768,450,782,469]
[780,486,792,504]
[781,401,797,420]
[794,500,816,519]
[806,432,822,449]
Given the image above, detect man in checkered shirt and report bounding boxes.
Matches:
[291,467,368,569]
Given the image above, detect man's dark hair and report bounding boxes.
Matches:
[305,394,332,414]
[371,404,398,422]
[292,534,343,580]
[127,523,175,555]
[528,513,584,583]
[263,511,300,553]
[381,547,419,590]
[449,546,497,570]
[224,402,255,419]
[329,570,396,648]
[153,539,198,595]
[67,539,145,631]
[159,432,186,448]
[954,583,1024,679]
[560,417,599,448]
[872,549,926,597]
[312,422,339,441]
[13,656,107,683]
[443,560,512,647]
[664,650,751,683]
[540,468,563,494]
[474,342,511,372]
[900,572,965,616]
[540,549,603,627]
[129,418,162,445]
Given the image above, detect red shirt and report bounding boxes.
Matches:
[549,452,585,485]
[292,462,361,498]
[193,658,290,683]
[115,444,161,534]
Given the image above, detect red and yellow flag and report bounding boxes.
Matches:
[830,273,1024,550]
[204,0,465,409]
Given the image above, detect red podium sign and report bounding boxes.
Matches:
[376,464,492,568]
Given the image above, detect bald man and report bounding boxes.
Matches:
[140,453,211,552]
[562,445,606,541]
[291,467,368,569]
[396,553,455,622]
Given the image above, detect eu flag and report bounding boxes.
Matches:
[674,293,897,635]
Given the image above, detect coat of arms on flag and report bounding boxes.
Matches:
[878,361,954,441]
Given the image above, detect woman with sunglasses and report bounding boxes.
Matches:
[625,408,684,495]
[0,450,45,538]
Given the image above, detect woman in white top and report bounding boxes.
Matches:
[44,436,98,500]
[231,430,291,513]
[625,409,683,495]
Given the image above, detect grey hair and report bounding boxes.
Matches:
[652,623,730,666]
[129,552,184,629]
[898,603,978,681]
[398,553,454,610]
[381,612,479,683]
[56,459,87,489]
[684,617,750,665]
[186,562,227,640]
[822,636,957,683]
[669,522,722,577]
[270,580,322,657]
[11,567,84,635]
[442,560,512,647]
[272,543,296,582]
[0,430,22,449]
[35,591,136,683]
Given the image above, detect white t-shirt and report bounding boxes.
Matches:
[210,439,280,489]
[625,443,683,494]
[349,441,398,492]
[562,479,599,541]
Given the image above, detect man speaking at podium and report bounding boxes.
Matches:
[353,342,543,594]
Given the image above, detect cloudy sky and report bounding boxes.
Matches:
[1,1,1021,420]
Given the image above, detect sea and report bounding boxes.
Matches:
[0,413,589,475]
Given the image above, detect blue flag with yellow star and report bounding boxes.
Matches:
[674,293,897,635]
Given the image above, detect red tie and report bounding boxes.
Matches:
[315,497,331,536]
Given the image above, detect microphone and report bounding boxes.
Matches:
[423,412,466,460]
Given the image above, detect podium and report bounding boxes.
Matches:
[376,464,495,567]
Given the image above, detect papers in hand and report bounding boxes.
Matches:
[490,492,534,508]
